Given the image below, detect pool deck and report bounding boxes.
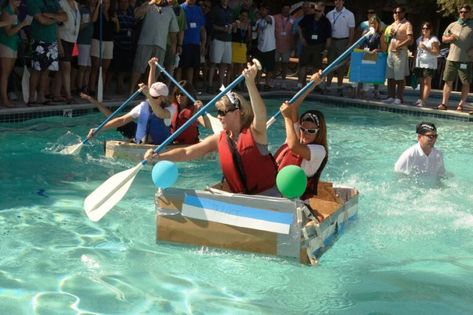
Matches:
[1,78,472,123]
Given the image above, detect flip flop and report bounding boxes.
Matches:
[456,105,463,112]
[437,104,448,110]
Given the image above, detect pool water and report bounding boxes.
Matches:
[1,101,473,314]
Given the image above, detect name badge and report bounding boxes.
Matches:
[311,34,318,40]
[460,63,467,70]
[82,14,90,24]
[127,30,132,37]
[280,31,286,36]
[190,22,197,28]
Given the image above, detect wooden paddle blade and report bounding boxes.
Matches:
[60,142,83,155]
[84,163,144,221]
[206,113,223,134]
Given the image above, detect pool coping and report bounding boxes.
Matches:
[1,90,472,124]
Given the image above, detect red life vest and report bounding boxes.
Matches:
[218,129,277,194]
[171,103,199,144]
[274,143,327,199]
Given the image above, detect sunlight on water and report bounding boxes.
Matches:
[1,101,472,314]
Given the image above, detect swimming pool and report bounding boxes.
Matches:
[1,100,472,314]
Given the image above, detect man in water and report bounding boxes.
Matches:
[394,122,445,177]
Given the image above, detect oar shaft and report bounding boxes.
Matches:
[154,61,197,103]
[267,29,374,125]
[150,75,244,156]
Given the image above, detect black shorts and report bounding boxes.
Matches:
[116,121,137,139]
[112,47,134,72]
[59,40,75,62]
[180,44,201,68]
[414,67,435,79]
[256,49,275,72]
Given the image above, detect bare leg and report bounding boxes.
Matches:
[395,80,405,102]
[29,70,41,102]
[89,56,99,94]
[61,61,72,99]
[38,70,50,103]
[298,65,307,85]
[0,58,15,106]
[421,76,432,103]
[185,67,194,85]
[387,78,396,98]
[441,80,453,106]
[459,82,470,107]
[208,63,216,90]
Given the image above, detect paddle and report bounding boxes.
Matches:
[97,0,103,103]
[153,61,223,134]
[60,88,143,155]
[266,27,376,128]
[84,59,262,222]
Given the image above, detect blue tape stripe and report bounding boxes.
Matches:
[184,195,293,225]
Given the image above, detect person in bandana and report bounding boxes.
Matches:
[394,122,445,178]
[437,4,473,112]
[145,61,278,196]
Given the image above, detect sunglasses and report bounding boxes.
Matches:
[300,126,319,134]
[217,107,238,116]
[422,27,430,30]
[175,92,185,96]
[459,10,470,14]
[424,134,438,139]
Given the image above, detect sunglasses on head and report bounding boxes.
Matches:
[300,126,319,134]
[217,107,238,116]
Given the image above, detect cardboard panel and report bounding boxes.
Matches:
[157,215,278,255]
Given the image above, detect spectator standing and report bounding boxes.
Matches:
[89,0,119,97]
[230,9,251,88]
[358,9,385,35]
[27,0,67,105]
[255,3,276,90]
[357,15,386,99]
[382,6,413,105]
[274,4,294,88]
[437,4,473,112]
[129,0,178,94]
[0,0,31,107]
[325,0,354,95]
[297,3,331,88]
[76,0,96,94]
[413,22,439,107]
[52,0,80,103]
[163,0,185,78]
[394,122,445,178]
[112,0,136,94]
[207,0,234,92]
[177,0,206,85]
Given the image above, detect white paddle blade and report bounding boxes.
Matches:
[97,67,103,103]
[251,58,262,70]
[84,163,144,222]
[22,66,30,103]
[206,113,223,134]
[60,142,83,155]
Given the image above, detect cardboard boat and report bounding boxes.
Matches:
[155,182,359,265]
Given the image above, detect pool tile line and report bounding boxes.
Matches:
[0,92,471,124]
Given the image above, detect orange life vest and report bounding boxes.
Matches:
[218,129,277,194]
[171,103,199,144]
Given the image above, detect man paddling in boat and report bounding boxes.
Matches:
[145,61,279,196]
[87,57,177,144]
[394,122,446,177]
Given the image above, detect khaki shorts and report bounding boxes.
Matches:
[443,60,472,84]
[328,38,349,74]
[386,48,409,81]
[90,39,113,59]
[0,44,17,58]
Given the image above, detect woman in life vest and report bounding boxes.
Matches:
[87,57,176,144]
[145,61,278,195]
[274,71,328,200]
[170,81,210,145]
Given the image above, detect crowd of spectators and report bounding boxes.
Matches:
[0,0,471,111]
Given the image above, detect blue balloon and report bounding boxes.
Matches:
[151,161,178,189]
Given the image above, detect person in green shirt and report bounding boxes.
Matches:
[0,0,32,107]
[27,0,67,105]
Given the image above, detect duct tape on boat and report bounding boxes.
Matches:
[182,194,294,234]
